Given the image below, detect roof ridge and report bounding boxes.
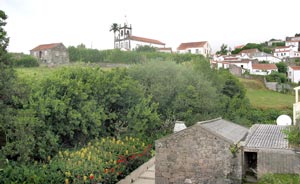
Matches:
[197,117,222,124]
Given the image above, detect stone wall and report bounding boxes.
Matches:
[46,44,69,64]
[155,125,243,184]
[257,149,300,178]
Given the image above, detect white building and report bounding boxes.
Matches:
[177,41,211,56]
[250,63,278,75]
[288,66,300,83]
[273,46,296,59]
[252,52,281,63]
[114,23,166,50]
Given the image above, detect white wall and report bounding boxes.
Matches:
[288,67,300,83]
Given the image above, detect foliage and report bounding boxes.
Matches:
[271,41,285,47]
[275,62,287,73]
[135,45,157,52]
[295,33,300,37]
[216,44,229,55]
[265,72,287,83]
[282,125,300,146]
[128,60,223,126]
[231,43,272,54]
[10,53,39,67]
[258,173,300,184]
[0,137,152,184]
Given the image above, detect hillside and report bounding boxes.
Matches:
[239,78,294,110]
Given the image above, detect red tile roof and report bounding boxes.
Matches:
[129,36,165,45]
[31,43,62,51]
[290,66,300,70]
[239,48,259,54]
[177,41,207,50]
[252,64,277,70]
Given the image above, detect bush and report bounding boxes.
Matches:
[266,72,287,83]
[258,173,300,184]
[0,137,152,184]
[10,53,39,67]
[282,125,300,146]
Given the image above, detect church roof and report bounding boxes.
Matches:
[129,36,165,45]
[177,41,208,50]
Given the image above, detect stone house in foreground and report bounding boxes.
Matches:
[155,118,248,184]
[156,118,300,184]
[30,43,69,64]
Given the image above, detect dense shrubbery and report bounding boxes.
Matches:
[258,173,300,184]
[265,72,287,83]
[10,53,39,67]
[68,46,206,64]
[0,137,152,184]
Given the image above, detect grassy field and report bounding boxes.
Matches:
[239,78,294,110]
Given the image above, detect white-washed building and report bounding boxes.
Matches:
[177,41,211,56]
[250,63,278,75]
[288,66,300,83]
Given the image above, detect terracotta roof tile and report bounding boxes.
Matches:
[239,48,259,54]
[290,66,300,70]
[129,36,165,45]
[252,63,277,70]
[31,43,62,51]
[177,41,207,50]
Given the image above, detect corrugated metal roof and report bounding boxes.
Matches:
[199,118,249,144]
[245,124,289,149]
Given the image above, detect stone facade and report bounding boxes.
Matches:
[155,120,244,184]
[30,43,69,64]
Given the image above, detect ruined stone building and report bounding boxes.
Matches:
[30,43,69,64]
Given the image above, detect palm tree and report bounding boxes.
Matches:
[110,23,119,49]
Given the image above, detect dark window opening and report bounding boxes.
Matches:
[39,51,42,58]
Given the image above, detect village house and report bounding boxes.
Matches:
[239,48,260,58]
[155,118,300,184]
[177,41,211,56]
[114,23,166,50]
[30,43,69,64]
[252,52,281,63]
[273,46,300,59]
[158,47,173,53]
[288,66,300,83]
[250,63,278,75]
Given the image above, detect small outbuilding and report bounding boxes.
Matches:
[30,43,69,64]
[243,124,300,179]
[155,118,248,184]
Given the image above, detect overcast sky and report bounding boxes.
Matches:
[1,0,299,54]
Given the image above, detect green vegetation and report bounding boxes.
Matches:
[231,43,272,54]
[9,53,39,67]
[1,137,152,183]
[240,78,293,110]
[258,173,300,184]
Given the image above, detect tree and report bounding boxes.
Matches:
[295,33,300,37]
[216,44,229,55]
[0,10,15,148]
[110,23,119,48]
[276,62,287,73]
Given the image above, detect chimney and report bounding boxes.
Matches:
[174,121,187,133]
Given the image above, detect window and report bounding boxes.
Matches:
[125,42,128,49]
[121,30,123,36]
[196,49,199,54]
[188,49,191,53]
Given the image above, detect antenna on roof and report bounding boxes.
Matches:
[124,14,128,25]
[276,115,292,126]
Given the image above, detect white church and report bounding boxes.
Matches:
[113,23,166,50]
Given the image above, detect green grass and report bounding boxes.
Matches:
[239,78,294,110]
[257,173,300,184]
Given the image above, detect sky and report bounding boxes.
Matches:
[1,0,299,54]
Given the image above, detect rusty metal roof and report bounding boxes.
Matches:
[245,124,289,149]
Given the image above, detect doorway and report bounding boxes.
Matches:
[244,151,257,181]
